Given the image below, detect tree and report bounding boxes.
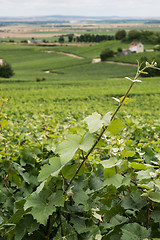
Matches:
[100,48,114,61]
[127,30,141,41]
[68,35,73,43]
[58,36,64,43]
[115,30,126,40]
[117,47,122,53]
[0,61,14,78]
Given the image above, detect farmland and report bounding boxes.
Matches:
[0,21,160,239]
[0,41,159,118]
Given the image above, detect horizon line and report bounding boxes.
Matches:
[1,15,160,19]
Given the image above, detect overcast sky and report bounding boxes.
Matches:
[0,0,160,18]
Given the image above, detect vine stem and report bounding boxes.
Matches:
[64,64,154,192]
[65,81,135,192]
[0,99,14,193]
[41,114,49,139]
[0,101,7,154]
[0,102,4,114]
[0,123,7,154]
[46,215,55,239]
[146,200,152,229]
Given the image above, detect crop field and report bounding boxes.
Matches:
[108,51,160,64]
[0,37,160,239]
[1,22,160,40]
[0,42,159,117]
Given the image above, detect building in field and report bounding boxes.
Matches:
[120,49,131,55]
[129,42,144,53]
[28,38,43,44]
[0,59,3,65]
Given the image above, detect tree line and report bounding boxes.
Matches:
[75,34,114,42]
[115,29,160,44]
[58,34,114,43]
[57,29,160,44]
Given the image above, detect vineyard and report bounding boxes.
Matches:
[0,41,160,239]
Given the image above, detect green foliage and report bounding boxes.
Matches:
[76,33,114,42]
[153,44,160,51]
[36,77,45,82]
[58,36,65,43]
[127,30,142,42]
[126,29,160,44]
[140,55,160,76]
[100,48,114,61]
[115,30,126,40]
[121,223,150,239]
[68,35,73,42]
[84,112,112,133]
[0,48,160,239]
[0,60,14,78]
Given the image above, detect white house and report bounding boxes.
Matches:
[28,39,43,44]
[129,42,144,53]
[0,59,3,66]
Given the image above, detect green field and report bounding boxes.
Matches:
[0,39,160,239]
[0,41,159,119]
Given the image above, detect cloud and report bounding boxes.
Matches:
[0,0,160,17]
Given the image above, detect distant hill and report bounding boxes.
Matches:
[1,15,160,24]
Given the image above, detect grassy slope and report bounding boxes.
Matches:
[0,42,136,81]
[47,41,130,59]
[108,51,160,64]
[0,43,159,120]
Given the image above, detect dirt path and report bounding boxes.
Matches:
[104,60,137,66]
[92,59,137,66]
[42,50,84,59]
[43,51,136,65]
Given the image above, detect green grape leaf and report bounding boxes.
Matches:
[56,134,82,164]
[84,112,103,133]
[102,111,112,126]
[1,119,8,128]
[120,96,133,105]
[130,162,151,170]
[151,210,160,222]
[0,216,3,224]
[148,192,160,203]
[136,168,153,181]
[89,173,103,190]
[95,234,102,240]
[121,190,147,211]
[101,157,120,169]
[14,215,39,240]
[110,214,128,227]
[122,150,136,158]
[80,132,95,152]
[54,216,77,239]
[61,163,78,179]
[104,167,117,178]
[48,190,64,207]
[107,119,125,135]
[121,223,150,240]
[154,179,160,190]
[24,191,56,225]
[70,216,88,234]
[73,190,89,205]
[56,132,95,165]
[103,174,124,188]
[38,157,62,182]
